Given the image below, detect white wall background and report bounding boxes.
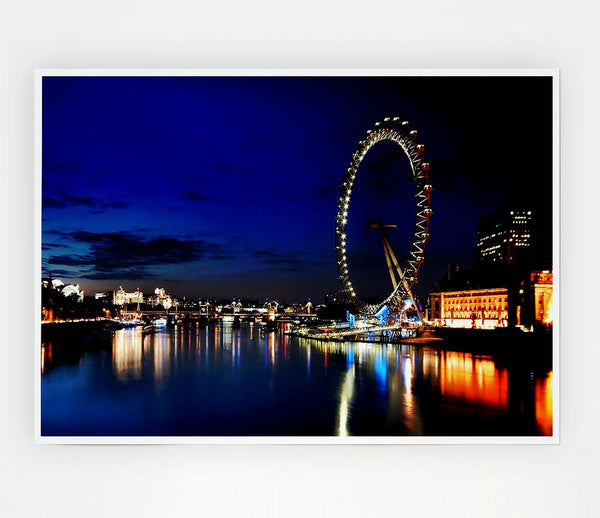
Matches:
[1,1,599,516]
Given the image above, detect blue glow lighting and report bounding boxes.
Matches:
[374,353,388,392]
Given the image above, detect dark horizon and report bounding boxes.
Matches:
[41,74,554,302]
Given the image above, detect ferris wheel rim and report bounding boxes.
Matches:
[335,117,433,314]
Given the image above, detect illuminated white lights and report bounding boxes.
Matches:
[335,118,431,314]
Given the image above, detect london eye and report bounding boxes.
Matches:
[335,118,433,317]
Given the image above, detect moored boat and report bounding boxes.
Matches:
[153,317,167,328]
[115,317,143,328]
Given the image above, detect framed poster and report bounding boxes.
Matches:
[35,70,558,443]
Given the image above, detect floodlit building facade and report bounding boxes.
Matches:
[149,287,173,309]
[531,271,553,325]
[61,283,84,302]
[430,288,509,329]
[113,286,144,306]
[429,271,553,329]
[41,277,84,302]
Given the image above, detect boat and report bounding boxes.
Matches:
[110,315,142,328]
[221,315,235,323]
[116,317,142,328]
[153,317,167,328]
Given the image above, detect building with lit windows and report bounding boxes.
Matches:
[476,210,532,265]
[430,208,551,330]
[113,286,144,306]
[429,270,553,329]
[430,288,509,329]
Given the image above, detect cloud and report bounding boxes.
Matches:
[41,267,74,277]
[251,249,303,266]
[263,258,302,265]
[181,189,210,202]
[41,243,69,251]
[45,231,231,279]
[83,270,149,280]
[47,254,91,266]
[43,194,129,211]
[42,149,85,177]
[251,250,277,258]
[43,197,68,209]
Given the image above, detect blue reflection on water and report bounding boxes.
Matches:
[346,347,355,368]
[374,350,387,391]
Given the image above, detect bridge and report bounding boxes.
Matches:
[120,309,317,321]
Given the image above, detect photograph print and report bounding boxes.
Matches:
[38,71,557,442]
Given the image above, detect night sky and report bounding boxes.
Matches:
[41,75,553,302]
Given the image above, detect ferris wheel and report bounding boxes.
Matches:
[335,117,433,316]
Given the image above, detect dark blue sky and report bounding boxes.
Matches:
[41,75,553,302]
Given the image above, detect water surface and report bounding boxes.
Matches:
[41,323,552,436]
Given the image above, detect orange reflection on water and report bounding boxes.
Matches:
[535,372,553,436]
[41,343,50,374]
[269,331,276,364]
[437,351,508,409]
[113,329,143,381]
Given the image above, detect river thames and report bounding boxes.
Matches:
[40,322,552,437]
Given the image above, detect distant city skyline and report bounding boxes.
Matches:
[41,74,553,301]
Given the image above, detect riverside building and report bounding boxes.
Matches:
[429,271,553,329]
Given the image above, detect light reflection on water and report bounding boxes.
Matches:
[113,328,143,382]
[41,324,552,436]
[337,365,355,436]
[535,372,553,435]
[436,351,508,409]
[296,338,551,436]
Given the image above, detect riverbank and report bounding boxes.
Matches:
[41,319,116,338]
